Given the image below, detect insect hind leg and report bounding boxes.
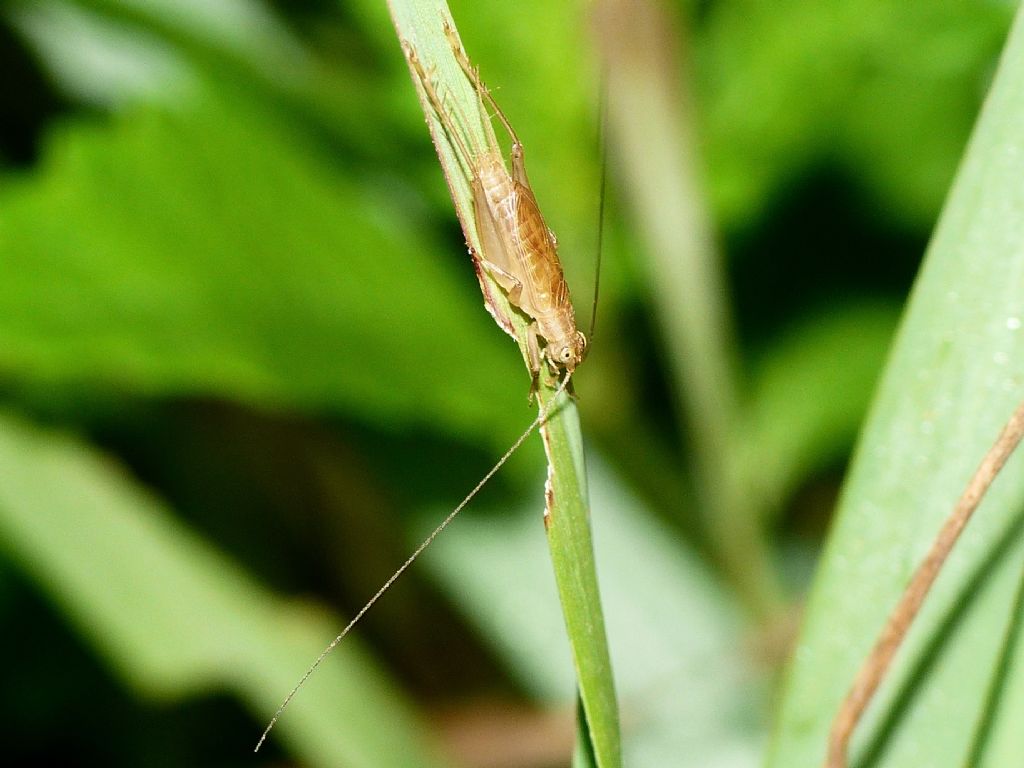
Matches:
[442,24,534,190]
[403,42,480,170]
[443,21,522,149]
[525,322,543,401]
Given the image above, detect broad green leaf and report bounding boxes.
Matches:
[769,7,1024,766]
[0,412,448,768]
[0,86,527,448]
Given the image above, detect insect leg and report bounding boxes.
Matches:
[443,21,523,149]
[508,143,537,197]
[525,322,543,397]
[481,260,524,305]
[470,177,523,288]
[441,31,539,199]
[403,42,478,168]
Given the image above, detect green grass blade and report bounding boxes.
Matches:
[573,695,600,768]
[386,2,621,765]
[769,6,1024,766]
[420,456,765,764]
[539,387,622,768]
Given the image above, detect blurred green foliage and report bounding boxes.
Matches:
[0,1,1019,767]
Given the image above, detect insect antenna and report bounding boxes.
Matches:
[588,66,609,343]
[255,372,574,752]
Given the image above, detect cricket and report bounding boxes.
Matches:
[408,22,589,389]
[255,20,598,752]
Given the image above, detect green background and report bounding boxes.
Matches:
[0,1,1020,766]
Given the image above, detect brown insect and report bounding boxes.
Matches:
[255,24,592,752]
[405,23,587,389]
